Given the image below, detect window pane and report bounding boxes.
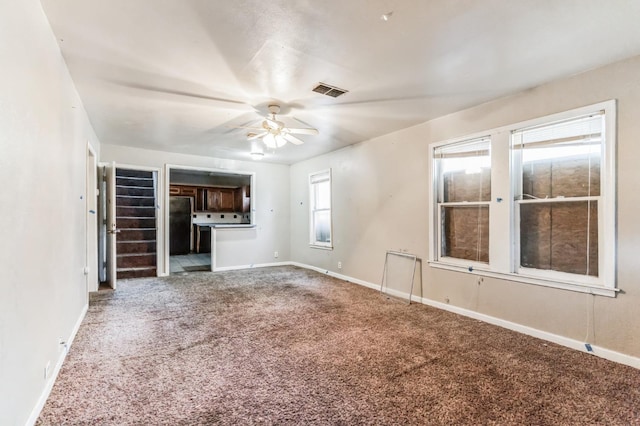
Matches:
[314,210,331,243]
[517,114,602,199]
[315,180,331,209]
[435,138,491,202]
[520,201,598,276]
[443,168,491,202]
[441,205,489,263]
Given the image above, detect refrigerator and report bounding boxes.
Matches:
[169,197,192,255]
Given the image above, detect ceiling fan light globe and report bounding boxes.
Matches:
[275,135,287,148]
[263,133,278,149]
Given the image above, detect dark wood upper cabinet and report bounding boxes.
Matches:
[171,184,250,213]
[234,186,250,213]
[218,189,235,211]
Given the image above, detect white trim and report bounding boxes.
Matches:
[429,261,617,297]
[309,168,332,247]
[429,100,617,294]
[286,262,637,369]
[309,244,333,251]
[107,163,164,278]
[85,142,99,293]
[213,261,291,272]
[421,298,639,369]
[26,303,89,426]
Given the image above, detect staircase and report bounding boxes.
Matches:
[115,168,157,279]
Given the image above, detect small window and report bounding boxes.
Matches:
[433,137,491,264]
[310,169,332,248]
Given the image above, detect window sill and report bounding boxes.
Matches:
[428,261,618,297]
[309,244,333,251]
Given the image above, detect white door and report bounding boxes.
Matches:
[105,162,118,289]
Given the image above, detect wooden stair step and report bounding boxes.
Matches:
[116,177,154,187]
[116,206,156,217]
[117,217,157,228]
[117,253,156,268]
[117,266,157,279]
[117,229,157,241]
[117,240,157,254]
[116,169,153,179]
[115,195,155,207]
[116,186,155,197]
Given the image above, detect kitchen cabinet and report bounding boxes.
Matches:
[206,190,219,212]
[196,188,207,211]
[219,189,235,211]
[172,184,249,212]
[170,185,197,197]
[234,185,251,213]
[205,188,235,212]
[180,186,197,196]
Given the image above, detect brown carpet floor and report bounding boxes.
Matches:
[37,266,640,425]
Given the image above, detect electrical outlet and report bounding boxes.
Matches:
[274,251,279,258]
[44,361,51,379]
[338,261,342,269]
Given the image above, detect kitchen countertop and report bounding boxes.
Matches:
[194,223,254,229]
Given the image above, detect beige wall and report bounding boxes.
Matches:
[100,145,290,270]
[290,54,640,359]
[0,1,101,424]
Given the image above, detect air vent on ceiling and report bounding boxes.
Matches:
[312,82,348,98]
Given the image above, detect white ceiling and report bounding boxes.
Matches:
[40,0,640,164]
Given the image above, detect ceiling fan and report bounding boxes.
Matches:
[245,104,319,149]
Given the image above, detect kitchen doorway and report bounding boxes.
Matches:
[165,165,254,275]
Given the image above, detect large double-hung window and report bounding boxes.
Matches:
[429,101,616,296]
[434,137,491,265]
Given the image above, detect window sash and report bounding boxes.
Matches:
[438,202,490,265]
[512,112,604,281]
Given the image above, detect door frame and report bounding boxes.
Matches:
[118,163,164,278]
[86,142,99,293]
[100,162,164,285]
[164,164,255,276]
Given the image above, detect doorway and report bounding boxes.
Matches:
[98,164,161,288]
[165,165,255,275]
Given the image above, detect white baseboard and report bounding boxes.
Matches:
[213,261,291,272]
[420,298,640,369]
[26,303,89,426]
[289,262,640,370]
[288,262,381,291]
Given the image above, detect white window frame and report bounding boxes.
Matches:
[433,137,492,270]
[428,100,617,297]
[309,169,333,249]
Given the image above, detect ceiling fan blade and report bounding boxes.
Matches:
[247,131,268,140]
[286,127,319,136]
[283,134,305,145]
[226,125,263,130]
[265,118,284,130]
